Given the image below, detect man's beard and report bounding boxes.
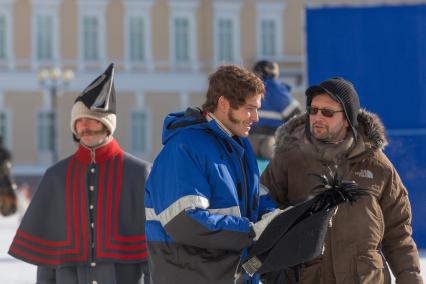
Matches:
[228,109,241,124]
[227,109,252,137]
[311,122,346,142]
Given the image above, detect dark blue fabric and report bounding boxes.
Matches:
[146,110,276,242]
[306,4,426,129]
[145,110,277,283]
[256,78,294,128]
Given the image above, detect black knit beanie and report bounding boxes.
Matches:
[305,77,360,138]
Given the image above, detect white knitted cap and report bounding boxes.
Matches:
[70,101,116,136]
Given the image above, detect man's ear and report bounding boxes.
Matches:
[217,96,230,113]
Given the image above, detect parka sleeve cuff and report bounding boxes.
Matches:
[396,270,424,284]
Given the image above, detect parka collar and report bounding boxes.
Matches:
[275,109,388,157]
[207,118,246,158]
[205,112,233,137]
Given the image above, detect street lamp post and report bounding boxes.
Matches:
[37,67,74,163]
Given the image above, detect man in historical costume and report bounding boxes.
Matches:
[9,64,152,284]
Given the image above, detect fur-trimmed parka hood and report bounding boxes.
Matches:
[275,109,388,154]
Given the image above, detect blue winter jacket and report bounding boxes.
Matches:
[145,108,276,284]
[255,78,301,132]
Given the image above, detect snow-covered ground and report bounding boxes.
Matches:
[0,215,36,284]
[1,215,425,284]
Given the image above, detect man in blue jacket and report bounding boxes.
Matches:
[145,65,281,284]
[249,60,302,160]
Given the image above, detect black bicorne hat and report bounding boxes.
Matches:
[242,174,368,278]
[75,63,116,114]
[242,198,335,277]
[70,63,117,137]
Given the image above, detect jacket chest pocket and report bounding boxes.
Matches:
[361,184,385,238]
[348,194,385,239]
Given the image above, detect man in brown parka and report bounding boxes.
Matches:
[261,77,423,284]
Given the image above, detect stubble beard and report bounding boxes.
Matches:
[311,123,346,142]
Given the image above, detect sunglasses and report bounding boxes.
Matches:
[307,106,344,118]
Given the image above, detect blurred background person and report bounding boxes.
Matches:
[249,60,302,172]
[0,135,17,217]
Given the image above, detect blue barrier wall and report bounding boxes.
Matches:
[306,4,426,248]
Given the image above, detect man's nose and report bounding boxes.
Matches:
[251,110,259,122]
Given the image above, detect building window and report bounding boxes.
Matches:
[130,110,149,154]
[173,17,190,62]
[37,111,54,152]
[218,18,233,62]
[82,16,99,61]
[123,0,154,70]
[256,3,285,60]
[78,1,108,68]
[213,1,242,65]
[31,1,61,67]
[129,16,145,62]
[169,1,200,70]
[0,15,6,60]
[36,14,53,61]
[260,19,277,57]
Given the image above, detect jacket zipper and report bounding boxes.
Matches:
[237,156,249,217]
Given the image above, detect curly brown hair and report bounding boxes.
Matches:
[202,65,265,112]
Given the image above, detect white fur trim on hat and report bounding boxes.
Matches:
[71,101,116,136]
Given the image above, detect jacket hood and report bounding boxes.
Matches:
[162,107,208,145]
[275,109,388,153]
